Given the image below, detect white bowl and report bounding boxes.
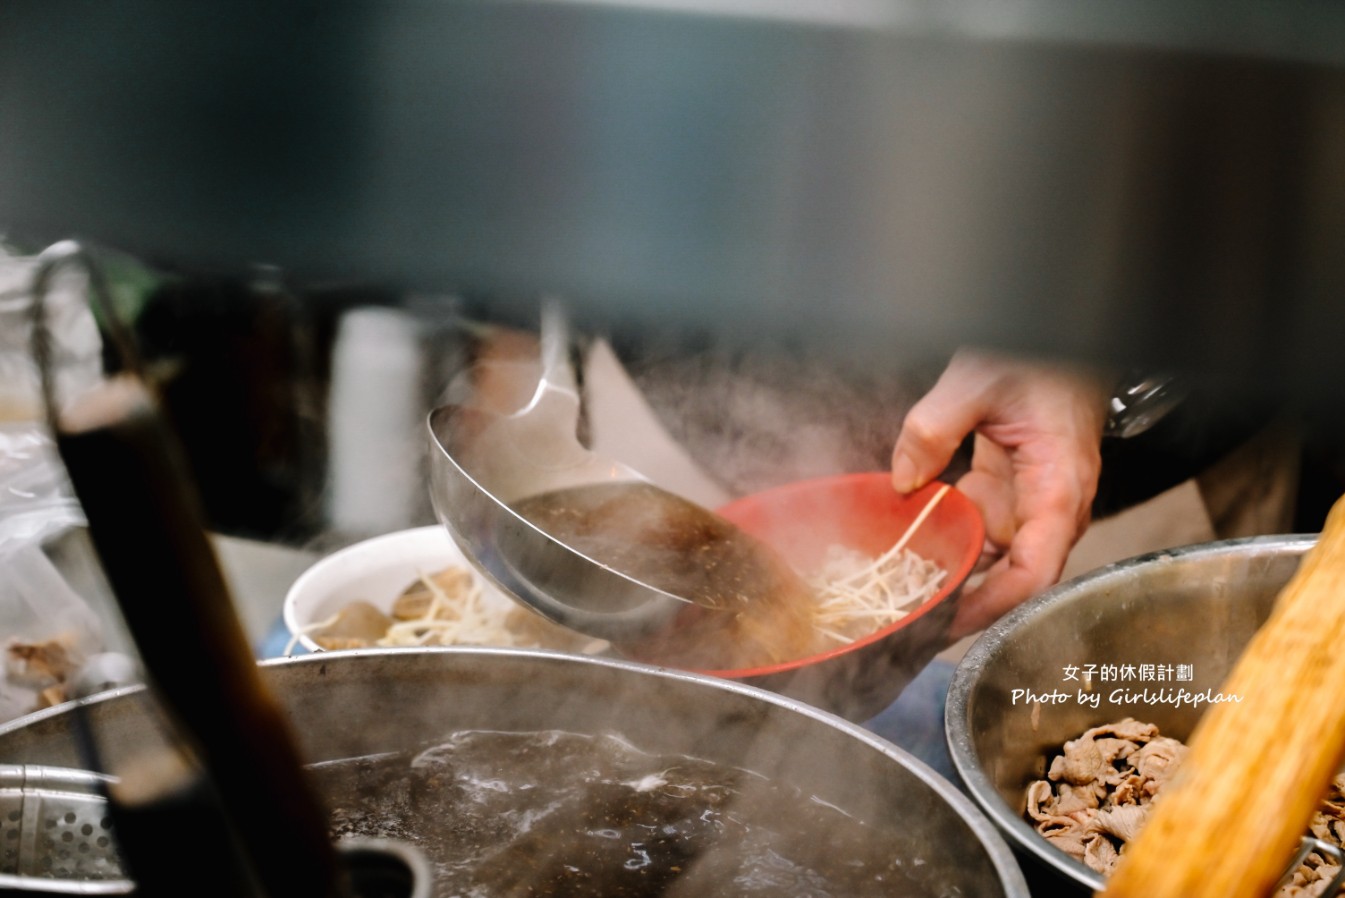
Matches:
[282,526,517,654]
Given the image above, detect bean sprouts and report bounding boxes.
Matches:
[296,565,609,655]
[298,484,953,657]
[805,484,950,644]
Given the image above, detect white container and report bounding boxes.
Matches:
[325,307,426,535]
[282,526,607,657]
[284,526,493,653]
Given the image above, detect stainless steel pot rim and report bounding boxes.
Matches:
[8,646,1032,898]
[283,644,1031,898]
[943,533,1319,888]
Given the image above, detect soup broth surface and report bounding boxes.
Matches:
[511,482,819,669]
[311,729,933,898]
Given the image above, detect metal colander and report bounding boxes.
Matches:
[0,762,433,897]
[0,765,129,894]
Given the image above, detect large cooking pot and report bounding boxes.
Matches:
[944,535,1314,893]
[0,648,1029,897]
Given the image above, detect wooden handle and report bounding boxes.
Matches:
[1102,494,1345,898]
[57,375,347,898]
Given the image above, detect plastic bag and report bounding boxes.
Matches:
[0,243,129,719]
[0,543,106,719]
[0,243,104,423]
[0,242,101,550]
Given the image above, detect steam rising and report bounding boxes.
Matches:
[617,338,942,497]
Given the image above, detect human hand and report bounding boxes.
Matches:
[890,349,1110,639]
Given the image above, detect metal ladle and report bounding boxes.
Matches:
[427,305,822,657]
[427,304,702,643]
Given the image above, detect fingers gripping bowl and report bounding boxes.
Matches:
[286,473,984,721]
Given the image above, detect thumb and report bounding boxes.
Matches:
[891,409,976,493]
[891,373,991,493]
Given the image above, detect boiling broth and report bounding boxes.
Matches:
[311,729,931,898]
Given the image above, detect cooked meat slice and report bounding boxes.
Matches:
[1093,804,1150,843]
[1111,773,1145,806]
[1081,832,1121,875]
[1280,854,1340,898]
[1131,736,1188,789]
[1025,779,1055,820]
[1049,733,1107,786]
[1048,718,1158,788]
[1057,782,1105,817]
[1027,721,1345,898]
[1089,718,1159,744]
[1306,860,1341,896]
[1038,819,1091,862]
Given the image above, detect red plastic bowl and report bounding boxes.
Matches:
[709,472,985,721]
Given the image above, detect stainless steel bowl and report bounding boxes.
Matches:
[0,648,1029,897]
[945,535,1314,893]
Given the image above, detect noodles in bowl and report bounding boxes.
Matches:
[805,485,951,644]
[707,473,983,719]
[282,527,609,656]
[284,474,982,719]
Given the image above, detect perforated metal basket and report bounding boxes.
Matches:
[0,765,130,895]
[0,763,432,897]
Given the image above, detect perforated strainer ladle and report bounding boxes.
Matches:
[426,305,815,653]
